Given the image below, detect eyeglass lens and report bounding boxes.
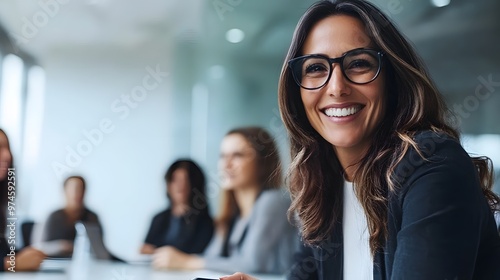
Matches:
[295,50,381,89]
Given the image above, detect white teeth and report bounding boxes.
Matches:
[324,106,361,117]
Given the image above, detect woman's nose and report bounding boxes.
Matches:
[221,156,232,169]
[324,64,351,97]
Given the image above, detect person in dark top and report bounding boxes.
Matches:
[39,175,103,258]
[221,1,500,279]
[140,159,214,255]
[152,128,297,274]
[0,129,45,272]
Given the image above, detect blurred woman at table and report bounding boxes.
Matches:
[36,175,106,258]
[152,127,298,274]
[140,159,214,255]
[0,129,46,272]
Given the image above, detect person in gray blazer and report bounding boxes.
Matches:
[152,127,299,274]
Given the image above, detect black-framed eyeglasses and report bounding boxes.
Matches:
[288,48,384,90]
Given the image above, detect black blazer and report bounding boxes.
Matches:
[144,208,214,254]
[288,131,500,280]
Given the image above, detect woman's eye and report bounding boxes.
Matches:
[233,152,245,158]
[304,64,327,74]
[347,59,373,70]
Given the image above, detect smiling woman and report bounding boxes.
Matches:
[296,15,387,175]
[280,0,500,279]
[223,0,500,280]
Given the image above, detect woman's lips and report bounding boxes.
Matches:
[322,104,364,117]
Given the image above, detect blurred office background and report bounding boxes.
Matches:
[0,0,498,260]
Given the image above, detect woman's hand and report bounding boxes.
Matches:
[152,246,204,270]
[139,243,156,255]
[4,247,46,271]
[220,272,258,280]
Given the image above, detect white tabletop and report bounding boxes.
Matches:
[1,259,286,280]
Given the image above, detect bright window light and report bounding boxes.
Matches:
[431,0,451,7]
[191,83,209,164]
[0,54,25,156]
[462,134,500,169]
[209,65,225,79]
[22,66,46,166]
[225,28,245,43]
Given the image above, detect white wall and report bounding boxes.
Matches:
[19,44,290,261]
[21,46,184,260]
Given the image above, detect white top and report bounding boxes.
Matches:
[343,180,373,280]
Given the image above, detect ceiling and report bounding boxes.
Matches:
[0,0,498,133]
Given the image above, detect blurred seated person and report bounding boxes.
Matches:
[0,128,46,271]
[140,159,214,255]
[152,127,299,274]
[36,175,104,258]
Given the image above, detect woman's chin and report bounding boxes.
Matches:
[220,183,234,190]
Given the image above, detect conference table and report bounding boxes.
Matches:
[1,259,286,280]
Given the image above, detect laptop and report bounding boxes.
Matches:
[39,222,114,271]
[82,222,112,260]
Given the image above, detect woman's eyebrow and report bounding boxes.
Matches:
[302,45,375,57]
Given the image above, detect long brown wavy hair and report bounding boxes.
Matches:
[216,127,283,229]
[278,0,499,255]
